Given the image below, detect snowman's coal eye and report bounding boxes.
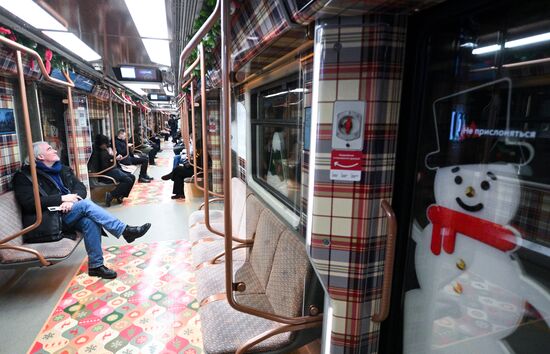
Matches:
[481,180,490,190]
[454,176,463,185]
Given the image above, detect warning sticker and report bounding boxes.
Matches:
[330,150,362,181]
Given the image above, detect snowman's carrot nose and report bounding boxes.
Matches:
[465,186,476,198]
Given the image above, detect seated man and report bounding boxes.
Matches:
[89,134,135,206]
[134,124,158,165]
[13,141,151,279]
[161,149,194,199]
[115,128,153,183]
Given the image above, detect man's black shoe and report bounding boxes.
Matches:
[144,175,154,180]
[138,177,151,183]
[105,192,113,207]
[88,265,117,279]
[123,223,151,243]
[161,173,172,181]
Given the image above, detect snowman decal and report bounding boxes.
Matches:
[404,79,550,354]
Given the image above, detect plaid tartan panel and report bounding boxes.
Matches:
[0,46,42,80]
[0,78,18,194]
[91,85,110,101]
[307,14,407,353]
[231,0,290,72]
[65,95,92,193]
[513,188,550,247]
[88,96,108,120]
[288,0,445,24]
[206,96,223,194]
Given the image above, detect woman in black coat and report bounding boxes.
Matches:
[89,134,135,206]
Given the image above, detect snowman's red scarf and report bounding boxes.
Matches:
[427,205,516,255]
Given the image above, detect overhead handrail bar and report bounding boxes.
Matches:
[0,49,45,264]
[199,43,224,238]
[220,0,321,327]
[177,0,220,83]
[0,36,82,179]
[90,90,118,175]
[183,56,201,81]
[110,88,133,105]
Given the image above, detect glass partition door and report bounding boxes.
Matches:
[398,1,550,353]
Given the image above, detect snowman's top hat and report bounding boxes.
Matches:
[425,78,534,170]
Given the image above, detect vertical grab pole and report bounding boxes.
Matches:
[14,50,43,241]
[108,90,117,160]
[190,81,202,184]
[200,43,224,237]
[63,71,80,178]
[122,102,129,157]
[181,96,191,161]
[221,0,234,300]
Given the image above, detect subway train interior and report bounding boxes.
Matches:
[0,0,549,353]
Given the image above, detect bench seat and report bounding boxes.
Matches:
[0,191,83,268]
[194,199,321,353]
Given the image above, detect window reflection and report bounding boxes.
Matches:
[251,75,303,213]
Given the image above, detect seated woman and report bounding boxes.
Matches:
[89,134,136,207]
[161,150,194,199]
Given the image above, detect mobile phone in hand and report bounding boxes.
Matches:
[47,206,62,211]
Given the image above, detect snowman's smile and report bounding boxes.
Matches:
[456,197,483,212]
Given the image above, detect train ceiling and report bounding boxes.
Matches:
[0,0,203,96]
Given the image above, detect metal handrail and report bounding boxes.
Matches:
[61,70,80,179]
[177,0,220,84]
[119,102,131,159]
[0,43,43,263]
[190,81,203,175]
[199,43,224,237]
[372,200,397,322]
[92,91,118,175]
[0,36,81,180]
[220,0,320,327]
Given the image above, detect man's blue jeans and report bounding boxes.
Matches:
[62,199,126,268]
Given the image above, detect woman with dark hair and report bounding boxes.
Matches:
[89,134,135,207]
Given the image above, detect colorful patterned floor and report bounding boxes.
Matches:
[121,155,187,206]
[28,241,203,354]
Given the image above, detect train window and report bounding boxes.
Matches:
[251,74,303,213]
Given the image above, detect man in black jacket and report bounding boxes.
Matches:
[115,129,153,183]
[13,141,152,279]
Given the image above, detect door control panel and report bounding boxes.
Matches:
[331,101,366,150]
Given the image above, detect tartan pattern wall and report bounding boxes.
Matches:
[206,95,223,194]
[287,0,444,24]
[65,95,92,193]
[231,0,290,73]
[0,46,42,80]
[307,14,407,353]
[300,51,314,237]
[0,78,19,194]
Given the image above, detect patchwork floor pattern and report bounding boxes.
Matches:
[29,241,203,354]
[122,154,185,206]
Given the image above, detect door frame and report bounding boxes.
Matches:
[378,0,503,352]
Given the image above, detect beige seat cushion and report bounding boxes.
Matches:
[266,230,311,318]
[187,177,248,230]
[191,239,247,267]
[248,208,286,289]
[200,299,294,354]
[196,261,263,303]
[188,222,225,242]
[0,191,83,264]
